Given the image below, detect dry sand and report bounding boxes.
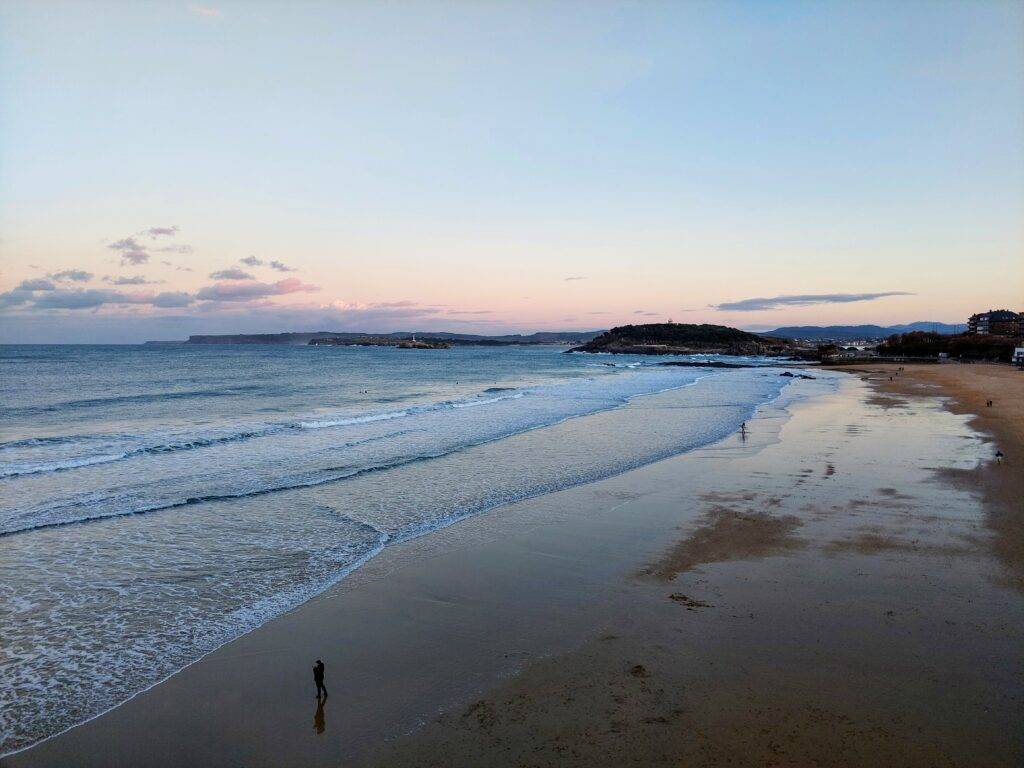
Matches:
[5,367,1022,768]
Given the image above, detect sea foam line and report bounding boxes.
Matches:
[0,377,692,537]
[0,391,531,479]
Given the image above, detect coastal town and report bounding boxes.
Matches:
[815,308,1024,366]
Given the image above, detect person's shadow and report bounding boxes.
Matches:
[314,695,326,735]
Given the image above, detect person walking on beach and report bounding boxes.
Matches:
[313,659,327,698]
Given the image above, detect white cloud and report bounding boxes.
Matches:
[189,5,222,19]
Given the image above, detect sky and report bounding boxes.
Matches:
[1,0,1022,343]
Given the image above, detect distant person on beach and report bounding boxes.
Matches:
[995,450,1004,465]
[313,659,327,698]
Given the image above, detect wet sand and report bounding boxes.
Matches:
[833,362,1024,592]
[4,371,1023,767]
[369,367,1023,767]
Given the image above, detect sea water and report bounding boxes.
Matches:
[0,343,799,753]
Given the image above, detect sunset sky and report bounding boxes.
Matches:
[1,1,1021,343]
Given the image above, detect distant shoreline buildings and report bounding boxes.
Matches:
[967,309,1023,337]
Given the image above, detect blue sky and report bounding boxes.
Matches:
[1,1,1021,342]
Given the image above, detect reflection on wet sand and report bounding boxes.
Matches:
[372,372,1023,768]
[842,363,1024,594]
[314,696,326,735]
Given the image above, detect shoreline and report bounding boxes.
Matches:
[5,368,1023,767]
[369,365,1023,767]
[0,371,805,760]
[0,370,761,757]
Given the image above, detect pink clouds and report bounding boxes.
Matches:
[1,275,316,313]
[194,278,320,302]
[144,226,179,238]
[28,289,194,310]
[109,237,150,265]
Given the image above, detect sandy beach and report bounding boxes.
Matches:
[4,366,1022,767]
[833,362,1024,594]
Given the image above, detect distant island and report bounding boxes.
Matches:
[146,330,603,346]
[310,336,452,349]
[571,323,795,356]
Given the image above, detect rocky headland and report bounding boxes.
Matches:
[570,323,795,356]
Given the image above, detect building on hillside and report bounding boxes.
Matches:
[967,309,1022,336]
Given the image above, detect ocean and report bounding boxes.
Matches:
[0,343,802,754]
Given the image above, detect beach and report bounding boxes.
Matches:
[4,363,1021,767]
[4,0,1022,763]
[834,362,1024,594]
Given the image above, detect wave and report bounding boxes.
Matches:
[0,429,283,479]
[2,390,534,478]
[0,385,267,416]
[1,451,456,537]
[450,392,524,408]
[4,370,779,537]
[302,390,526,425]
[0,453,131,478]
[0,377,692,536]
[0,435,101,451]
[299,411,409,429]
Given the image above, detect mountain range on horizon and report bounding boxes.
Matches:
[760,322,961,340]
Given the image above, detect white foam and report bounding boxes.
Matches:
[450,392,525,408]
[0,452,129,478]
[299,410,409,429]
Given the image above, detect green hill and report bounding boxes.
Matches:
[572,323,792,356]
